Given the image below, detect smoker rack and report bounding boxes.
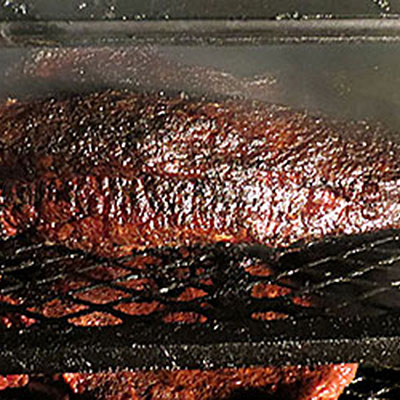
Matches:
[1,228,400,374]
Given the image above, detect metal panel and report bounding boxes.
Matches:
[0,0,400,21]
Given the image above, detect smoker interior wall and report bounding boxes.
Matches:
[0,0,399,21]
[1,43,400,135]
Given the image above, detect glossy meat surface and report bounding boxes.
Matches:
[1,91,399,257]
[0,364,358,400]
[64,365,358,400]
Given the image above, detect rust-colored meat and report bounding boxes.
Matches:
[0,364,358,399]
[63,365,358,400]
[0,91,399,257]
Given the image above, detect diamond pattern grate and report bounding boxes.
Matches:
[1,228,400,372]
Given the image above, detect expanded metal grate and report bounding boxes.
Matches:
[1,228,400,373]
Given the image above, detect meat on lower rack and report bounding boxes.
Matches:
[0,366,358,400]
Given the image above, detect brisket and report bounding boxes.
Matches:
[0,91,399,257]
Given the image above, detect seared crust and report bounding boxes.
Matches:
[0,90,399,256]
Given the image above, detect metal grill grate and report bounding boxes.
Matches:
[1,228,400,373]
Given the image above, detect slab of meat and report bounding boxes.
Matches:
[63,365,358,400]
[0,365,358,400]
[0,90,399,258]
